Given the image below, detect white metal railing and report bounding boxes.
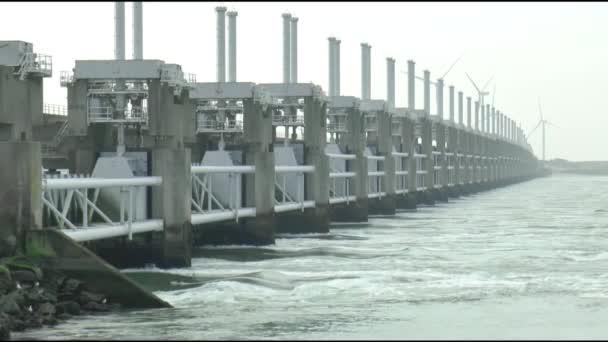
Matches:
[16,52,52,80]
[184,73,197,84]
[327,121,347,133]
[272,113,305,126]
[197,117,243,133]
[60,70,74,86]
[327,153,357,205]
[366,154,385,199]
[274,165,315,213]
[393,152,409,194]
[414,153,427,191]
[43,103,67,116]
[190,165,256,225]
[432,151,442,188]
[88,106,148,124]
[42,175,163,242]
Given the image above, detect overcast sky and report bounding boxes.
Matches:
[2,2,606,161]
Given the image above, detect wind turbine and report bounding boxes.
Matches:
[527,97,558,161]
[399,51,465,84]
[465,72,493,110]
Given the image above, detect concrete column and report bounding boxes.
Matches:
[132,2,143,60]
[474,101,479,131]
[328,37,336,97]
[333,106,368,221]
[361,43,371,100]
[279,97,329,233]
[227,11,238,82]
[436,79,444,118]
[0,142,42,257]
[371,110,396,214]
[401,117,417,209]
[114,2,125,60]
[386,58,395,110]
[481,102,485,133]
[282,13,291,84]
[336,39,341,96]
[423,70,430,115]
[152,148,192,268]
[216,6,227,83]
[486,104,492,134]
[290,16,298,83]
[408,60,415,110]
[467,97,472,128]
[243,98,275,243]
[437,123,448,202]
[423,118,434,192]
[449,85,455,123]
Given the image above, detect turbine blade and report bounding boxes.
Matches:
[482,75,494,91]
[538,97,544,121]
[545,120,559,128]
[465,72,481,93]
[528,120,542,138]
[440,51,465,79]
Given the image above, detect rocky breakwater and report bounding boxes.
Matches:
[0,257,120,340]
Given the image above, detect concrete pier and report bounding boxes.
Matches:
[0,141,42,256]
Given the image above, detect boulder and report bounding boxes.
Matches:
[77,291,106,305]
[60,278,83,294]
[56,301,80,316]
[0,269,14,295]
[0,293,21,316]
[0,313,11,340]
[11,270,38,285]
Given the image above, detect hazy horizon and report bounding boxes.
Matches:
[1,1,605,161]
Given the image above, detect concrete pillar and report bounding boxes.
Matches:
[152,148,192,268]
[437,122,448,202]
[114,2,125,60]
[436,79,444,119]
[423,70,430,114]
[332,106,368,221]
[481,102,485,133]
[400,116,417,209]
[216,6,227,83]
[361,43,371,100]
[132,2,143,60]
[449,85,455,122]
[336,39,341,95]
[487,104,492,134]
[328,37,336,97]
[227,11,238,82]
[290,16,298,83]
[282,13,291,84]
[0,142,42,257]
[467,97,472,128]
[408,60,415,110]
[386,58,395,110]
[371,110,396,214]
[475,101,479,131]
[243,98,275,243]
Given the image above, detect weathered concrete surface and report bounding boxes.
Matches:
[0,141,42,257]
[24,229,171,309]
[395,192,417,210]
[368,195,397,215]
[193,216,275,246]
[330,200,369,222]
[152,148,192,268]
[276,205,330,234]
[415,190,435,206]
